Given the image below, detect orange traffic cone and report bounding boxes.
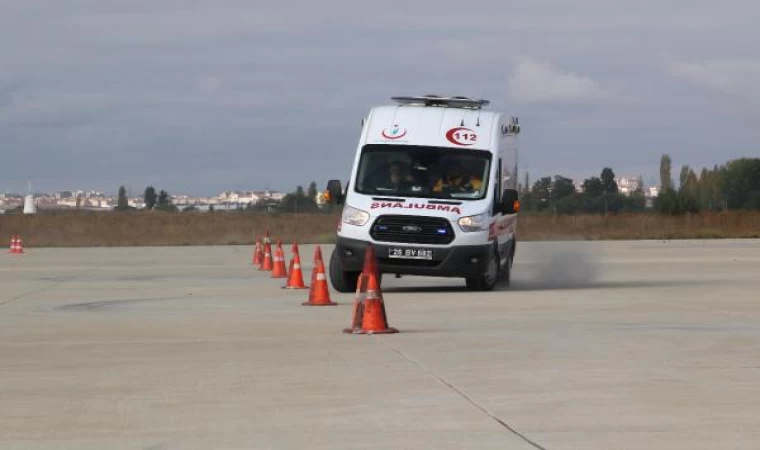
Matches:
[270,241,288,278]
[307,246,322,293]
[259,240,273,271]
[303,247,336,306]
[9,235,24,254]
[8,235,17,253]
[253,237,262,265]
[284,243,308,289]
[286,242,296,275]
[344,245,397,334]
[347,245,379,327]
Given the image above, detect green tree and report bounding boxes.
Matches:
[532,177,552,210]
[697,167,711,210]
[705,165,727,210]
[280,192,319,213]
[157,190,169,207]
[656,189,682,215]
[660,154,674,191]
[600,168,618,194]
[144,186,157,210]
[686,169,698,193]
[208,204,215,213]
[307,181,318,199]
[115,186,129,211]
[678,190,701,213]
[628,190,647,211]
[553,194,584,215]
[551,176,576,201]
[155,190,177,211]
[582,177,603,197]
[677,165,700,213]
[296,186,305,198]
[679,165,690,189]
[723,158,760,210]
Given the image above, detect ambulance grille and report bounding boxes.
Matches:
[370,215,454,245]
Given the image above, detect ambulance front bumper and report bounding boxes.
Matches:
[334,236,491,278]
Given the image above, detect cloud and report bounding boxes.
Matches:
[197,76,222,94]
[667,60,760,98]
[1,1,759,194]
[0,91,111,128]
[507,59,614,104]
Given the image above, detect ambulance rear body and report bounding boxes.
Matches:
[330,96,520,292]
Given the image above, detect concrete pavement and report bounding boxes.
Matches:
[2,240,760,449]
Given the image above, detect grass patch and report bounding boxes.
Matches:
[1,210,759,247]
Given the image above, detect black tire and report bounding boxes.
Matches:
[500,248,513,287]
[329,249,360,293]
[465,245,500,291]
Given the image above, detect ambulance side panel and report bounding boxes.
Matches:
[494,116,518,263]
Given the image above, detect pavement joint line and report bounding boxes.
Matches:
[379,339,549,450]
[0,269,97,307]
[629,287,760,321]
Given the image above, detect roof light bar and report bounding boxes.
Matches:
[391,95,490,109]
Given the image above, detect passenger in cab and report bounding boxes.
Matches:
[432,162,482,194]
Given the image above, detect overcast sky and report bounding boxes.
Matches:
[2,1,759,195]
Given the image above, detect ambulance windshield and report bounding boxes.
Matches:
[354,145,491,200]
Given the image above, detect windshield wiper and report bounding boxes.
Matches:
[428,200,463,205]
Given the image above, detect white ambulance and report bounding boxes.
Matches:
[329,95,521,292]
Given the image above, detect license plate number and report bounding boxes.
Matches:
[389,248,433,260]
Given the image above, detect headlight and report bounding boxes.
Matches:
[342,205,370,226]
[458,213,488,232]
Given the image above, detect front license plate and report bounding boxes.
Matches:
[388,248,433,260]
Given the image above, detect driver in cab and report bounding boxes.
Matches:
[374,160,415,191]
[432,162,482,194]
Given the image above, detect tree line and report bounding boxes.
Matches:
[655,155,760,214]
[518,156,760,215]
[111,155,759,215]
[114,185,177,212]
[519,167,646,215]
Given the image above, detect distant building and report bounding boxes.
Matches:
[217,190,263,206]
[128,198,146,209]
[266,191,286,201]
[615,176,643,196]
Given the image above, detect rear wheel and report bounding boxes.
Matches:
[465,246,500,291]
[329,250,360,293]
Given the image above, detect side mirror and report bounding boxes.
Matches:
[326,180,345,205]
[500,189,520,215]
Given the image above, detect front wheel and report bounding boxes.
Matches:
[465,246,500,291]
[500,247,513,287]
[329,250,360,293]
